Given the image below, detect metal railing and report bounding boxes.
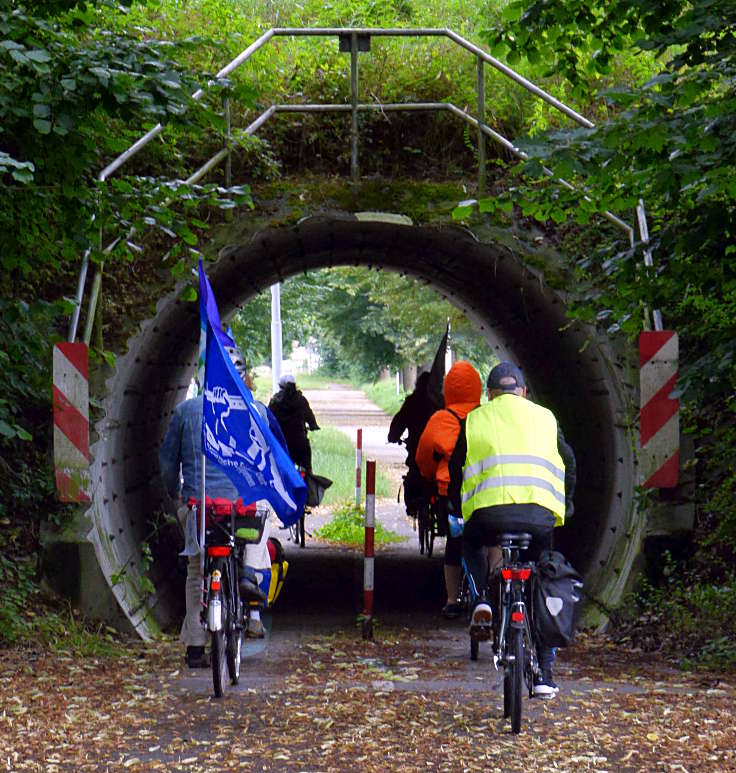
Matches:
[70,27,660,342]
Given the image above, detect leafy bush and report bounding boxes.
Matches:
[614,553,736,672]
[315,501,403,546]
[0,299,66,523]
[0,545,34,645]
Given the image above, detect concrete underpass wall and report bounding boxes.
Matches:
[63,207,644,639]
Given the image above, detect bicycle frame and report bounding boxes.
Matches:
[493,546,538,680]
[202,511,241,637]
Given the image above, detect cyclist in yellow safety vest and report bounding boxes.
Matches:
[448,361,576,698]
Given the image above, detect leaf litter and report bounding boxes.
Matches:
[0,628,734,771]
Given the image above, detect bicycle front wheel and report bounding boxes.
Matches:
[508,626,524,734]
[208,558,229,698]
[212,623,228,698]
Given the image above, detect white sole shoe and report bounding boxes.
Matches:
[469,603,493,640]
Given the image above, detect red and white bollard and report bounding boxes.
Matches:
[362,459,375,640]
[355,428,363,505]
[53,343,91,503]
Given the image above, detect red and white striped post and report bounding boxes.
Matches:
[355,428,363,505]
[640,331,679,488]
[362,459,376,640]
[53,343,91,503]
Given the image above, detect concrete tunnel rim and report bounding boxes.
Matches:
[82,215,640,639]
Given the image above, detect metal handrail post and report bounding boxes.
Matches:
[350,32,360,183]
[83,224,104,345]
[69,247,90,341]
[71,25,660,344]
[477,56,486,195]
[637,200,663,331]
[442,29,594,129]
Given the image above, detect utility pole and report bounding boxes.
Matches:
[271,283,283,395]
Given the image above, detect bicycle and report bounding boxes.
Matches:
[287,504,310,548]
[193,497,267,698]
[395,438,438,556]
[465,531,539,734]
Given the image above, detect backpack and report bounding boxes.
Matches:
[532,550,584,648]
[305,472,333,507]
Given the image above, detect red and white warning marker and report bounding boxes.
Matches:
[355,428,363,505]
[362,459,376,640]
[639,331,679,489]
[53,343,91,503]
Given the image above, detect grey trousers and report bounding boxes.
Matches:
[178,505,206,647]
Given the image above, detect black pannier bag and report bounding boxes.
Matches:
[533,550,584,648]
[305,472,333,507]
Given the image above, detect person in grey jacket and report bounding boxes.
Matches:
[159,346,248,667]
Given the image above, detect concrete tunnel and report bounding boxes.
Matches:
[48,214,644,639]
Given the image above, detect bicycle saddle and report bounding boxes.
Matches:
[496,532,532,550]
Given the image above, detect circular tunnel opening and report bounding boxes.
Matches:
[91,217,637,636]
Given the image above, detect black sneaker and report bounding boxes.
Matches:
[442,602,462,619]
[533,669,558,698]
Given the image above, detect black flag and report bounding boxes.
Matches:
[426,323,449,411]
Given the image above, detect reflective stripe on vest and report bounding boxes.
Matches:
[461,395,566,525]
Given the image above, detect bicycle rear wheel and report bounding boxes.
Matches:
[211,594,230,698]
[508,627,523,734]
[226,567,242,685]
[417,503,428,555]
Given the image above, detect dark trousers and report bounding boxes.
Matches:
[463,503,556,672]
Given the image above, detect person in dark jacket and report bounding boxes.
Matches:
[387,371,438,512]
[268,374,320,471]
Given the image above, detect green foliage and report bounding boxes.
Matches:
[362,378,406,417]
[34,605,131,657]
[0,6,216,277]
[315,501,403,546]
[481,0,736,405]
[622,554,736,672]
[233,267,495,381]
[0,299,66,521]
[0,538,35,644]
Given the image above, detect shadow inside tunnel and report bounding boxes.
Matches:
[273,540,447,631]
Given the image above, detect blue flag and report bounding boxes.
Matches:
[199,264,307,525]
[197,260,235,393]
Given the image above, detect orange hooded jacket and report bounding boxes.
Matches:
[415,361,481,496]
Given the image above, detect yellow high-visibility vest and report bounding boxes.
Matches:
[461,394,566,525]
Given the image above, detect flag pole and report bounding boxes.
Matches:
[199,455,206,574]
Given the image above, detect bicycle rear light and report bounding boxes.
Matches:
[501,567,532,581]
[511,611,524,623]
[207,545,231,557]
[210,570,222,592]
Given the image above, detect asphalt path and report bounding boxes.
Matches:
[18,383,727,772]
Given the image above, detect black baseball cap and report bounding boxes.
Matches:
[487,361,525,392]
